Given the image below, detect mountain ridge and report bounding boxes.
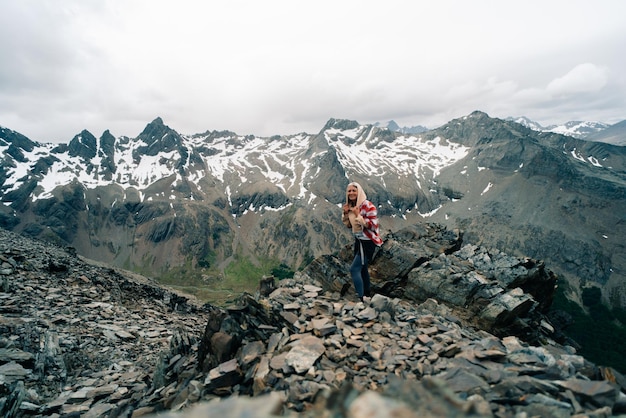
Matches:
[586,120,626,146]
[506,116,612,140]
[1,111,625,310]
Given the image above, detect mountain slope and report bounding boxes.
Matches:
[425,112,626,306]
[507,116,611,139]
[586,120,626,146]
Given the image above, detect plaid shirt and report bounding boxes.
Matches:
[357,199,383,246]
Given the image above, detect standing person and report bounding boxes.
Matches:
[342,182,383,301]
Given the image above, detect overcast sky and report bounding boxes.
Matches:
[1,1,625,143]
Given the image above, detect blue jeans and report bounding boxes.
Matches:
[350,239,376,298]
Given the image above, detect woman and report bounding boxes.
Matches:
[342,182,383,301]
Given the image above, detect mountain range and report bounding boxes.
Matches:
[506,116,626,145]
[1,111,625,311]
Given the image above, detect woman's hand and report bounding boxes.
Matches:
[342,203,350,215]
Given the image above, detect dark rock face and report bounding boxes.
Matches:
[135,117,180,156]
[370,223,463,283]
[26,183,86,243]
[0,127,37,155]
[68,129,97,160]
[230,191,290,216]
[98,130,117,180]
[404,245,557,341]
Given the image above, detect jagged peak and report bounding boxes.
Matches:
[99,130,116,153]
[72,129,96,139]
[0,126,38,151]
[467,110,491,119]
[137,117,180,146]
[68,129,97,145]
[321,118,360,132]
[191,129,238,140]
[375,119,428,135]
[386,120,400,131]
[138,117,171,136]
[150,116,164,126]
[67,130,97,159]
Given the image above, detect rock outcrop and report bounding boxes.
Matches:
[309,223,558,345]
[1,225,625,417]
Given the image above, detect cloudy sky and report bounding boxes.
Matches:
[1,1,625,143]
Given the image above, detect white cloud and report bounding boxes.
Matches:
[547,63,609,96]
[0,0,625,142]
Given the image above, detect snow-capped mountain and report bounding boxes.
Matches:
[374,120,429,135]
[1,117,467,214]
[507,116,611,139]
[506,116,546,132]
[585,119,626,146]
[2,111,626,308]
[544,120,611,139]
[0,116,470,276]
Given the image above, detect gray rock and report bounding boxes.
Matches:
[0,362,30,383]
[285,335,325,374]
[555,378,619,408]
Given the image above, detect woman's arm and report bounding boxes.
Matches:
[357,201,378,230]
[342,212,351,228]
[342,204,352,228]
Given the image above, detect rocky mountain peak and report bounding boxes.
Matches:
[98,130,117,180]
[0,127,37,154]
[507,116,614,140]
[67,129,97,160]
[99,129,116,154]
[0,128,38,167]
[321,118,360,132]
[506,115,545,131]
[395,120,429,134]
[386,119,401,131]
[139,116,167,136]
[467,110,491,120]
[373,120,428,134]
[135,117,183,157]
[427,111,526,148]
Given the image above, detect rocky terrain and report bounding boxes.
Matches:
[0,227,208,417]
[2,225,626,417]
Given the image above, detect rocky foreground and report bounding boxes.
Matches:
[1,225,626,417]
